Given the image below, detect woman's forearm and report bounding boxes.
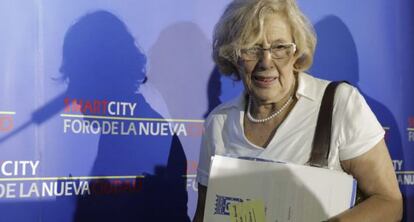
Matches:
[329,194,402,222]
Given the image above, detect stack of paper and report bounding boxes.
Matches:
[204,155,356,222]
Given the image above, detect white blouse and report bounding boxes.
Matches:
[196,72,384,186]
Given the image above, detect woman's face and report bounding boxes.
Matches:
[237,14,297,104]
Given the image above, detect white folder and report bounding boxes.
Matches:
[204,155,356,222]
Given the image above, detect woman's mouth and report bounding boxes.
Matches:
[252,76,278,87]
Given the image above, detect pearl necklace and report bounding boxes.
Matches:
[247,96,293,123]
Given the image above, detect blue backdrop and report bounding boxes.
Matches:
[0,0,412,221]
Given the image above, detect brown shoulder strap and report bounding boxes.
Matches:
[309,81,348,168]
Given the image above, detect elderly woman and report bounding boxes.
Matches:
[193,0,402,221]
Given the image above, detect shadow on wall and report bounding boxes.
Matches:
[148,22,211,119]
[147,22,215,219]
[204,65,245,118]
[310,15,406,221]
[0,10,191,222]
[59,11,190,222]
[204,66,221,118]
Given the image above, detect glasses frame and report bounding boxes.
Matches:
[239,42,297,61]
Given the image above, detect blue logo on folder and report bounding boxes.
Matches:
[214,195,244,215]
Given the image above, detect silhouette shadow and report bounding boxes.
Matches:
[310,15,406,220]
[57,11,190,222]
[147,23,214,218]
[147,22,211,119]
[0,11,190,222]
[204,66,244,118]
[204,66,221,118]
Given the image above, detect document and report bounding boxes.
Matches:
[203,155,356,222]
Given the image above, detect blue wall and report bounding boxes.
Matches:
[0,0,412,221]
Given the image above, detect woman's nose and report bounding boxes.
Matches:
[258,49,274,70]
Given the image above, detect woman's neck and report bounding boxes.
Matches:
[249,77,297,119]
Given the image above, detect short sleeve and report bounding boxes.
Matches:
[196,125,212,186]
[335,85,385,160]
[196,114,223,186]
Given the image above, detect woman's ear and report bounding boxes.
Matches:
[293,52,305,72]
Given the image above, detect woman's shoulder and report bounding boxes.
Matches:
[311,75,366,119]
[332,81,360,106]
[302,72,358,102]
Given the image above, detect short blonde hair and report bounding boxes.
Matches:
[213,0,316,79]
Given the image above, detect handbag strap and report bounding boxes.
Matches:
[309,81,348,167]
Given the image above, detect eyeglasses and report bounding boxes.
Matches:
[239,43,296,61]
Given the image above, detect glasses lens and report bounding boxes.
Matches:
[240,47,260,61]
[271,44,294,59]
